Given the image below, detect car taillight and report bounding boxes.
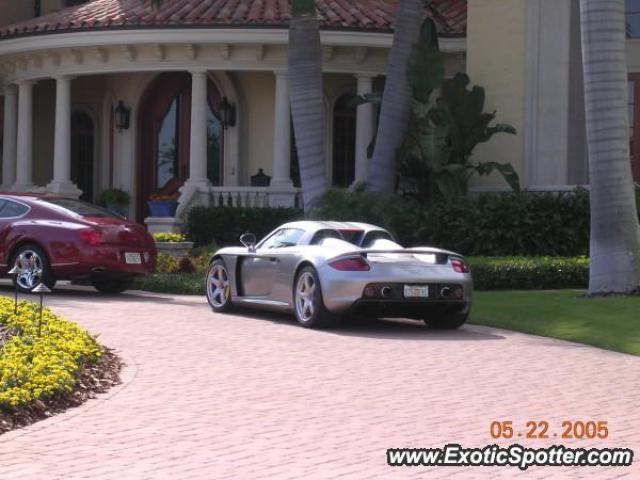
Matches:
[451,258,470,273]
[329,256,371,271]
[80,229,103,246]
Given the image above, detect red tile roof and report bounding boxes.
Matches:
[0,0,466,40]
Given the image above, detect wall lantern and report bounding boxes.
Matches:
[114,101,131,131]
[220,97,236,130]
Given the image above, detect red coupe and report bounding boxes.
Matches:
[0,193,157,293]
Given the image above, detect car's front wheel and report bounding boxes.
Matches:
[206,259,233,312]
[11,244,56,293]
[293,266,339,329]
[92,279,132,294]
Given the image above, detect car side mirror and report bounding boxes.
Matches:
[240,233,257,252]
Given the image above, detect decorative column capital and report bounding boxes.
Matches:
[354,73,375,82]
[16,79,37,88]
[52,74,76,83]
[2,83,17,96]
[189,69,208,76]
[274,69,288,79]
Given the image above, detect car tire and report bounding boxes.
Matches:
[424,311,469,330]
[11,244,56,293]
[92,279,132,294]
[293,266,339,329]
[206,259,234,313]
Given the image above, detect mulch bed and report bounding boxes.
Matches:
[0,348,123,435]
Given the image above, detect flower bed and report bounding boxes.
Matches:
[0,297,120,433]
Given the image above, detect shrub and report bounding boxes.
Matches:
[421,190,592,256]
[310,188,422,245]
[0,298,102,410]
[186,207,303,246]
[469,257,589,291]
[155,254,180,274]
[313,188,598,257]
[153,232,187,243]
[134,273,204,295]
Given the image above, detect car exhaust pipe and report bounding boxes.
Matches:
[91,267,107,273]
[440,286,451,298]
[380,286,393,298]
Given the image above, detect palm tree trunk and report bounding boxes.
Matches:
[580,0,640,293]
[288,0,327,211]
[368,0,425,193]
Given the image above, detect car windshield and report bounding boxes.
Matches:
[42,198,123,219]
[260,228,305,249]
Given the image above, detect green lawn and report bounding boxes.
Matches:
[470,290,640,356]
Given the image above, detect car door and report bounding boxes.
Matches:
[240,228,304,299]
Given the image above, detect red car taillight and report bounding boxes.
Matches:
[79,229,103,246]
[329,256,371,271]
[451,258,470,273]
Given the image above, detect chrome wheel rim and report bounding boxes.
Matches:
[295,272,316,323]
[207,264,230,308]
[15,250,43,290]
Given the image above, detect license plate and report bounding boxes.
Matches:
[404,285,429,298]
[125,252,142,265]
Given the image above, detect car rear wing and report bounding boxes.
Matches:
[331,248,460,265]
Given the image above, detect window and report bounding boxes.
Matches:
[157,97,180,189]
[43,198,120,219]
[65,0,88,6]
[332,94,357,187]
[207,105,223,186]
[0,200,29,218]
[310,229,342,245]
[627,0,640,37]
[259,228,305,249]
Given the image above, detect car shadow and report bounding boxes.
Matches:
[229,308,506,342]
[0,283,203,308]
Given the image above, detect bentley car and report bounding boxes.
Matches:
[205,221,473,329]
[0,193,157,293]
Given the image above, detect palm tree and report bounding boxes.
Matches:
[368,0,425,193]
[580,0,640,294]
[288,0,327,210]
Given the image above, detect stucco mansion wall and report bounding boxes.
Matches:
[465,0,526,190]
[0,1,66,27]
[0,3,34,27]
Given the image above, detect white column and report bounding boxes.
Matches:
[186,70,210,186]
[14,80,36,191]
[2,84,18,188]
[354,74,374,185]
[272,71,293,188]
[48,75,81,197]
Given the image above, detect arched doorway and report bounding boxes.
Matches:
[71,110,95,202]
[137,72,224,220]
[332,94,356,187]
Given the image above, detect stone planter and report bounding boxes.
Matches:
[155,241,194,258]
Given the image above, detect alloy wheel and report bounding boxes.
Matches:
[295,271,316,322]
[15,250,43,290]
[208,264,230,308]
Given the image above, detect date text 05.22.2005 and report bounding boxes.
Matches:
[490,421,609,441]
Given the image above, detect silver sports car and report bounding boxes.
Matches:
[205,221,473,329]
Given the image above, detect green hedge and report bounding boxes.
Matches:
[313,188,601,257]
[469,257,589,291]
[185,187,640,256]
[186,207,303,246]
[135,258,589,295]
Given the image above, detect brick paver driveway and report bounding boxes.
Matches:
[0,286,638,480]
